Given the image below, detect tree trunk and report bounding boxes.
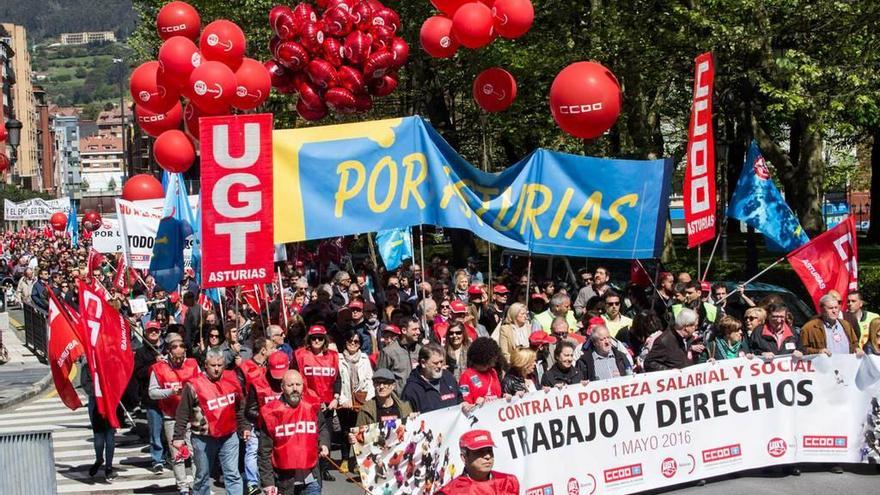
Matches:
[868,127,880,242]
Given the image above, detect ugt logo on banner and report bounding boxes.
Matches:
[200,114,274,288]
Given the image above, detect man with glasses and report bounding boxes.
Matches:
[437,430,519,495]
[574,266,612,317]
[268,325,294,360]
[331,271,352,309]
[749,303,804,358]
[150,332,200,494]
[601,291,632,338]
[801,294,863,358]
[644,308,704,371]
[402,343,462,413]
[349,299,372,354]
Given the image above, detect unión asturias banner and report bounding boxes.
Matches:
[355,355,880,495]
[273,117,673,259]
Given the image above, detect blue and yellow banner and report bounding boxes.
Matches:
[273,117,672,259]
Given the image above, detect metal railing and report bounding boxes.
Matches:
[0,430,57,494]
[22,303,48,360]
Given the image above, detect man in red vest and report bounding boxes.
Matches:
[173,349,248,495]
[237,337,278,495]
[148,332,199,494]
[437,430,520,495]
[258,369,330,495]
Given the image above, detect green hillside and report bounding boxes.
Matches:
[32,42,132,110]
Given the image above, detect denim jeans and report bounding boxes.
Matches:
[277,476,322,495]
[87,398,115,468]
[191,433,242,495]
[145,407,164,466]
[244,428,260,487]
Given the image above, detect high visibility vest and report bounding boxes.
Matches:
[261,399,320,471]
[152,358,200,418]
[858,311,879,348]
[189,371,241,438]
[672,302,718,324]
[294,348,339,404]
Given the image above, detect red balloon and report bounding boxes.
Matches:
[199,20,247,70]
[420,16,458,58]
[351,2,374,31]
[473,67,517,112]
[337,65,366,94]
[354,93,373,111]
[296,96,327,121]
[270,5,298,40]
[452,3,494,49]
[306,59,338,88]
[292,3,318,27]
[156,1,201,41]
[327,0,355,12]
[390,37,409,68]
[183,101,204,139]
[297,79,325,109]
[549,61,622,139]
[83,211,102,232]
[344,30,372,65]
[269,36,282,58]
[492,0,533,39]
[188,61,236,114]
[323,6,353,37]
[130,61,180,113]
[0,152,9,173]
[430,0,470,17]
[299,22,326,56]
[0,124,7,142]
[275,41,311,71]
[158,36,202,87]
[233,58,272,110]
[265,60,296,91]
[372,7,401,32]
[135,101,183,137]
[370,25,394,50]
[363,50,394,79]
[368,72,398,97]
[154,130,195,173]
[50,212,67,231]
[325,87,358,113]
[323,38,345,67]
[122,174,165,201]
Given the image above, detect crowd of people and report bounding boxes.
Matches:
[2,227,879,495]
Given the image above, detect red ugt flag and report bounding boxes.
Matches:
[787,216,858,312]
[78,279,134,428]
[47,290,85,410]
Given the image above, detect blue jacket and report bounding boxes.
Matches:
[401,366,461,413]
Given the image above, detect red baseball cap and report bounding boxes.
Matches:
[493,285,509,294]
[467,285,483,296]
[268,351,290,380]
[700,281,712,292]
[529,331,557,346]
[145,321,161,331]
[460,430,496,450]
[349,300,364,310]
[307,325,327,336]
[383,324,402,335]
[450,300,468,314]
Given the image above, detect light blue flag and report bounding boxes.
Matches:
[66,200,78,248]
[728,141,809,252]
[150,173,196,292]
[375,227,413,270]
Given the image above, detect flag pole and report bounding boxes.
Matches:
[636,259,665,303]
[277,267,289,329]
[701,219,727,282]
[697,245,701,283]
[716,255,786,305]
[525,252,533,301]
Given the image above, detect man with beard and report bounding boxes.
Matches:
[437,430,519,495]
[402,344,462,413]
[258,370,330,495]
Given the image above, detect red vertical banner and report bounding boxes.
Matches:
[787,216,858,311]
[684,52,717,248]
[200,114,274,288]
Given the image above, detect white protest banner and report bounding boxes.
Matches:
[4,197,71,220]
[116,199,194,269]
[92,218,124,254]
[355,355,880,495]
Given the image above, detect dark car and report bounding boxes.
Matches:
[717,282,813,328]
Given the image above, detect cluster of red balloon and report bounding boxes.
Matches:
[50,212,68,232]
[265,0,409,121]
[130,1,272,174]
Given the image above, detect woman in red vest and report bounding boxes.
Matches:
[293,325,341,481]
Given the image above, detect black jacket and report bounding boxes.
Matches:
[501,373,538,395]
[134,342,162,408]
[540,363,584,387]
[401,366,461,413]
[644,329,691,372]
[577,348,630,381]
[748,326,801,356]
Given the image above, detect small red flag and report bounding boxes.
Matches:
[787,216,858,312]
[47,290,85,410]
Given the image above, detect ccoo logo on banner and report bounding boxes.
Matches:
[199,114,274,288]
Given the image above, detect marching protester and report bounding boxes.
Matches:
[501,348,540,395]
[496,302,531,363]
[749,303,802,357]
[801,294,864,357]
[240,339,285,494]
[698,316,752,362]
[443,320,471,380]
[533,293,578,334]
[847,290,879,346]
[540,340,585,387]
[133,321,165,473]
[459,337,504,404]
[355,368,413,427]
[600,291,632,337]
[402,344,462,413]
[644,308,705,371]
[81,360,119,481]
[337,331,374,474]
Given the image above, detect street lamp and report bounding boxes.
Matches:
[5,118,22,161]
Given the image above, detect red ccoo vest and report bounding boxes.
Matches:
[238,358,265,388]
[189,371,242,437]
[294,348,339,404]
[152,358,200,418]
[252,372,282,406]
[261,398,320,471]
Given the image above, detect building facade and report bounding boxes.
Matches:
[59,31,116,46]
[51,107,82,200]
[79,134,123,194]
[1,23,39,190]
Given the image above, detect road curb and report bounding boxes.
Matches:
[0,371,52,411]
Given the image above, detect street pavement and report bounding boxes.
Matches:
[0,308,51,409]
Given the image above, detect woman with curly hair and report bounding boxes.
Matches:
[459,337,503,405]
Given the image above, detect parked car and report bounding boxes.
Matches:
[717,282,813,328]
